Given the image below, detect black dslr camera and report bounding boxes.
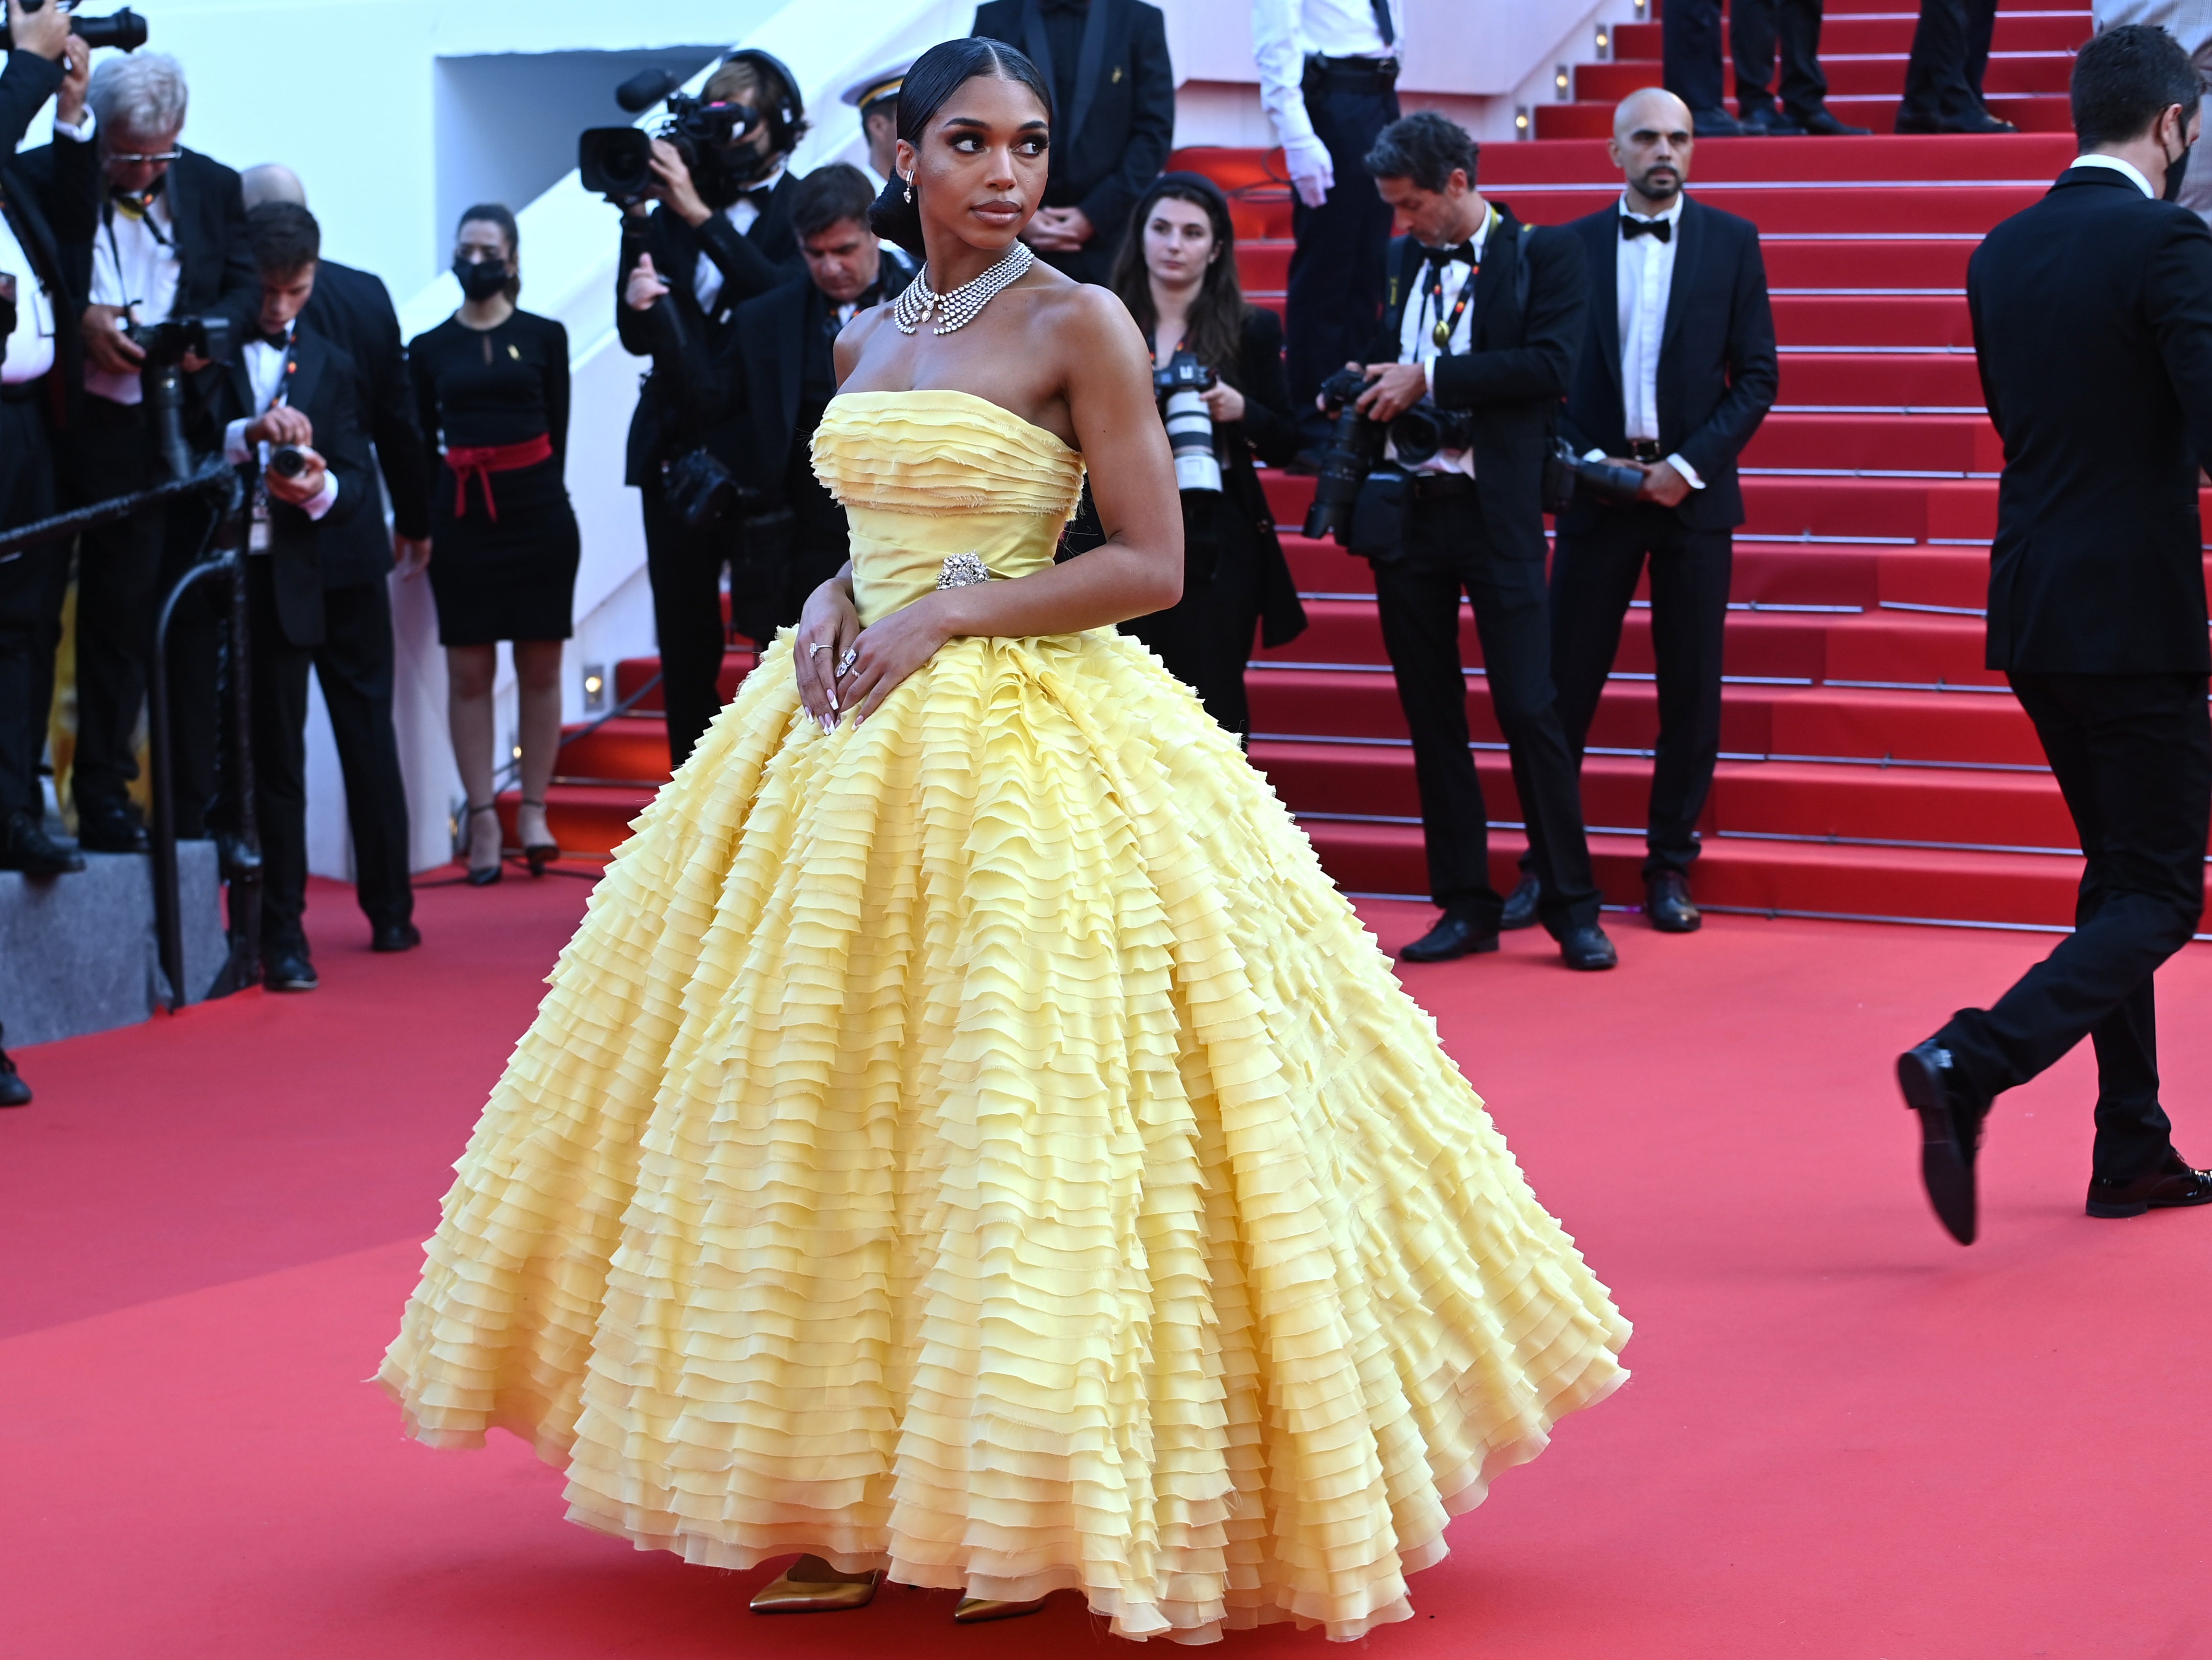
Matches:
[580,67,771,207]
[0,0,148,52]
[1541,438,1647,515]
[127,313,234,479]
[1302,368,1392,544]
[1154,349,1222,495]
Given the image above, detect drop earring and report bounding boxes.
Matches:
[904,176,913,204]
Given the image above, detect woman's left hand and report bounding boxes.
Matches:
[838,594,955,728]
[1200,381,1245,425]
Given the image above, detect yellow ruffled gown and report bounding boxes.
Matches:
[379,389,1629,1644]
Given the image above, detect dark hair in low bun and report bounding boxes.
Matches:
[866,36,1053,260]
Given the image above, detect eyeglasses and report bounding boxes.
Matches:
[106,150,181,165]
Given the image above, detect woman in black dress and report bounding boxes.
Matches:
[411,203,581,882]
[1108,173,1305,741]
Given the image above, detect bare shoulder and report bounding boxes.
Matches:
[1033,278,1145,350]
[834,303,894,383]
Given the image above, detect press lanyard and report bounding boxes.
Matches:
[99,194,172,318]
[1421,206,1496,354]
[246,337,297,552]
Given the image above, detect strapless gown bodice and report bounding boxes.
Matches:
[381,388,1628,1646]
[813,390,1085,625]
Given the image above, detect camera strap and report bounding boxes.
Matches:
[245,336,297,552]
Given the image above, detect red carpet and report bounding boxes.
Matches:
[4,875,2210,1657]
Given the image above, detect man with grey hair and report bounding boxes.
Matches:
[36,50,254,854]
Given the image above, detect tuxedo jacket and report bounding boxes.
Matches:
[1555,195,1777,534]
[208,327,385,646]
[1365,205,1589,563]
[1969,165,2212,674]
[303,258,430,541]
[617,174,802,484]
[0,50,83,438]
[973,0,1176,278]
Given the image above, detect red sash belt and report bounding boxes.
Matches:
[443,433,553,523]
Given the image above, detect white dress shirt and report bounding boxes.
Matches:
[1252,0,1404,151]
[693,158,787,316]
[0,211,56,385]
[223,330,340,533]
[2069,152,2156,197]
[1390,206,1491,480]
[86,190,182,407]
[1602,192,1703,490]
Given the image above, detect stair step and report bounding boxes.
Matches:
[1536,94,2074,140]
[1572,53,2075,105]
[1612,12,2090,56]
[614,647,758,712]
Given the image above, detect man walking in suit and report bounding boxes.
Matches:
[216,202,416,990]
[1352,112,1615,971]
[1524,88,1778,935]
[973,0,1175,285]
[1896,0,2014,132]
[1901,24,2212,1243]
[1253,0,1402,445]
[726,165,914,646]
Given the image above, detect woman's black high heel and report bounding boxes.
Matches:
[464,801,503,887]
[519,796,559,877]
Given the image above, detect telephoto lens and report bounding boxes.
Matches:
[268,444,308,479]
[1155,350,1221,494]
[1301,368,1387,544]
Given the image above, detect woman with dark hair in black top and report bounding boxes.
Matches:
[1107,172,1305,741]
[410,203,581,883]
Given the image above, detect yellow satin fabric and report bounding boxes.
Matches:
[378,389,1629,1644]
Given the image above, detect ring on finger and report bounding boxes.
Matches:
[837,648,858,675]
[808,643,829,655]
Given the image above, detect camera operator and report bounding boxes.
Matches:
[1349,112,1614,971]
[1108,172,1305,740]
[972,0,1176,286]
[216,202,413,992]
[720,165,913,657]
[32,51,254,855]
[616,48,806,770]
[1516,89,1777,938]
[0,8,88,880]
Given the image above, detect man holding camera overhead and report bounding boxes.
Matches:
[1349,112,1614,971]
[614,49,807,770]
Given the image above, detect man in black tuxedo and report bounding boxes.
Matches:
[973,0,1175,285]
[726,165,914,646]
[0,18,88,878]
[617,49,806,768]
[1351,113,1614,971]
[1526,88,1778,936]
[1901,25,2212,1244]
[213,202,415,991]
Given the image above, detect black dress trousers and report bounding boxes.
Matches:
[1938,671,2211,1182]
[1549,504,1733,876]
[1663,0,1727,114]
[1284,68,1400,444]
[1372,491,1603,937]
[248,563,416,956]
[0,395,63,820]
[1732,0,1830,122]
[1899,0,1997,125]
[63,395,168,812]
[640,471,739,773]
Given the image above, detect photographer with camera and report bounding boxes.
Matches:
[607,49,807,769]
[0,4,89,881]
[1332,111,1613,971]
[1515,89,1777,938]
[29,50,254,855]
[1107,172,1305,739]
[215,202,413,991]
[722,165,912,661]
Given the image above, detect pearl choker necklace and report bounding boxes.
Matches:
[892,242,1035,336]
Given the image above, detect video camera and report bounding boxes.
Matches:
[0,1,148,52]
[1302,368,1474,544]
[580,60,793,207]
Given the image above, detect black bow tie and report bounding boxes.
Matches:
[1422,240,1474,269]
[1620,215,1672,242]
[253,326,294,349]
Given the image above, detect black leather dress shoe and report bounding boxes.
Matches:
[1898,1039,1984,1244]
[1558,924,1617,970]
[1644,871,1702,933]
[0,809,85,875]
[1897,108,2014,135]
[1796,107,1870,136]
[265,952,319,992]
[0,1023,30,1108]
[1399,914,1499,963]
[2086,1154,2212,1219]
[1739,106,1804,135]
[1500,873,1541,931]
[75,797,148,853]
[1691,106,1745,137]
[371,922,422,953]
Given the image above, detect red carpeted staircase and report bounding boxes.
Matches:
[516,0,2212,932]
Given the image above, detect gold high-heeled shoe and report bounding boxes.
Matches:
[748,1559,883,1615]
[952,1596,1048,1623]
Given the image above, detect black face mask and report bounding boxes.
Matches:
[2167,138,2195,202]
[453,257,509,303]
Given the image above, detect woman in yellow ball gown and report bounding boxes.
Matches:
[379,37,1629,1644]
